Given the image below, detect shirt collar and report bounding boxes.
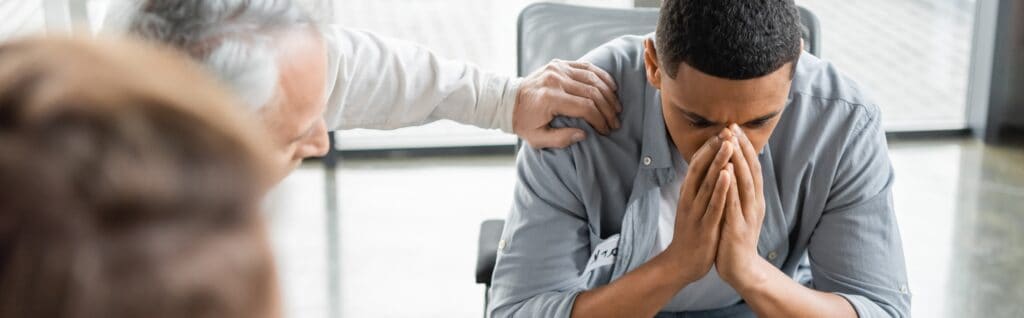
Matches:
[637,85,676,187]
[638,33,674,172]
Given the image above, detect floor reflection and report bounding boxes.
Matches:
[946,141,1024,317]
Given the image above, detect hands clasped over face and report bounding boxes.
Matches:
[665,123,768,289]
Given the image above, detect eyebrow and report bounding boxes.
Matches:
[679,108,782,126]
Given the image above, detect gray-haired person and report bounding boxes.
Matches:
[111,0,623,182]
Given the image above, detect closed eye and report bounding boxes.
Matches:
[744,118,772,128]
[743,110,782,129]
[689,118,716,128]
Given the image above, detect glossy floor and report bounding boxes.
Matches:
[266,138,1024,318]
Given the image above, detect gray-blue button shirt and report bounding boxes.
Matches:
[488,35,911,317]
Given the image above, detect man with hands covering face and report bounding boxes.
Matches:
[488,0,910,317]
[659,126,853,318]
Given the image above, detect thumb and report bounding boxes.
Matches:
[525,128,587,149]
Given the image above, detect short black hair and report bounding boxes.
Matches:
[656,0,803,80]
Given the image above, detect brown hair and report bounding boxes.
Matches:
[0,36,278,318]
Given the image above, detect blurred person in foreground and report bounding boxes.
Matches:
[0,36,279,318]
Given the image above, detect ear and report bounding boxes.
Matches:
[643,38,662,90]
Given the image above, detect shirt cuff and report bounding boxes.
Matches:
[492,76,521,134]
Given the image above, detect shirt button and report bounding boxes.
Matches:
[899,284,909,294]
[497,239,507,251]
[767,251,778,261]
[642,156,653,166]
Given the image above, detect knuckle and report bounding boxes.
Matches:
[542,74,559,86]
[536,87,553,99]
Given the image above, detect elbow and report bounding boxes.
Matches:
[841,292,911,318]
[487,294,536,318]
[487,291,580,318]
[880,291,912,318]
[486,301,555,318]
[488,300,525,318]
[871,301,910,318]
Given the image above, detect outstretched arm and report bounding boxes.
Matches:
[322,27,621,148]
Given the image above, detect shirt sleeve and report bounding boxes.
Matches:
[487,141,592,318]
[488,35,640,318]
[320,25,519,133]
[808,107,912,317]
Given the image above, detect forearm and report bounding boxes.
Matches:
[323,26,516,132]
[735,258,857,318]
[571,251,690,318]
[420,66,519,133]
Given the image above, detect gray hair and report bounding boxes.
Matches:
[128,0,316,110]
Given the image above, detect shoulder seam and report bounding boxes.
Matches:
[789,90,878,139]
[790,90,874,113]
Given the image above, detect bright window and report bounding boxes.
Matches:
[796,0,978,131]
[0,2,44,40]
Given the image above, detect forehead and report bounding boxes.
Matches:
[258,29,327,132]
[275,29,328,108]
[662,62,792,116]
